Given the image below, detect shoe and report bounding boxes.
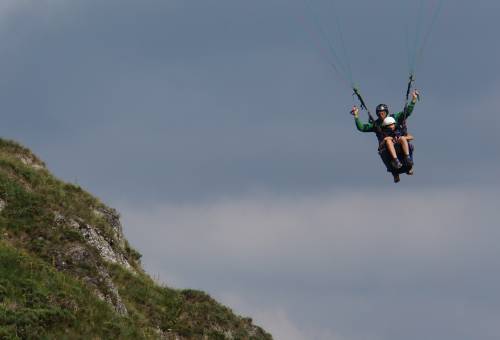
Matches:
[404,156,413,168]
[406,168,414,176]
[393,173,400,183]
[391,158,402,170]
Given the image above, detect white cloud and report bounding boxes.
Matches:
[218,292,345,340]
[118,188,498,340]
[121,189,491,272]
[0,0,67,25]
[0,0,24,15]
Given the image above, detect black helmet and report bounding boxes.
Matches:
[376,104,389,116]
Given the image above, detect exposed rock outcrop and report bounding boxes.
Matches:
[15,153,46,170]
[53,210,134,315]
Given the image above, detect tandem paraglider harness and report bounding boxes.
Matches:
[377,121,415,174]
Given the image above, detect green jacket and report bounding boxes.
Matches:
[354,101,416,133]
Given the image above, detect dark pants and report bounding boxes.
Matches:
[379,143,414,174]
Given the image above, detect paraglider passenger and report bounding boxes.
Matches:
[380,116,413,169]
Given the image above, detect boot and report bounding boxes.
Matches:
[391,158,402,170]
[404,155,413,168]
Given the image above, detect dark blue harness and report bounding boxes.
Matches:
[377,117,414,174]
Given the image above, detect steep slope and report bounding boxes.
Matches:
[0,139,272,340]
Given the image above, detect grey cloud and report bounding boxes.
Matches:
[0,0,498,204]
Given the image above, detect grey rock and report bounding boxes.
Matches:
[15,154,45,170]
[94,266,128,316]
[53,211,132,316]
[55,211,133,271]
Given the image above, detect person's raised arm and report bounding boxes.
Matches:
[351,106,374,132]
[394,90,420,121]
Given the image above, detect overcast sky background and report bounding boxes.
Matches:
[0,1,499,339]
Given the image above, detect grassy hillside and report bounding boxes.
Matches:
[0,139,271,340]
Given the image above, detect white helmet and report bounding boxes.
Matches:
[382,116,396,127]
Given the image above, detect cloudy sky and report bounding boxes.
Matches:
[1,0,499,339]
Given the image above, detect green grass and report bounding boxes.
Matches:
[0,242,143,340]
[108,264,271,339]
[0,138,272,339]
